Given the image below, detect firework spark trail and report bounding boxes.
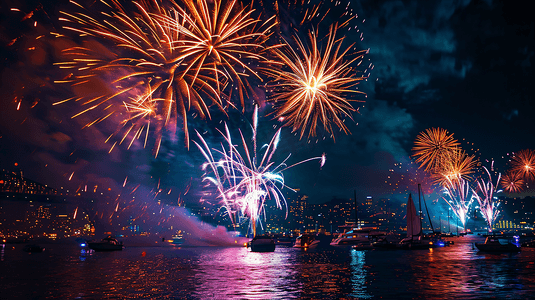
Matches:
[473,166,501,233]
[195,106,325,236]
[433,148,478,187]
[441,176,473,228]
[264,24,367,140]
[55,0,274,154]
[159,0,278,108]
[412,128,460,172]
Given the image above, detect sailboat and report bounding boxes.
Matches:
[399,194,430,249]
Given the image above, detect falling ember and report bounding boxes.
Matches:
[131,184,140,194]
[16,101,21,110]
[69,171,74,181]
[195,106,325,237]
[123,176,128,188]
[73,207,78,219]
[115,202,119,212]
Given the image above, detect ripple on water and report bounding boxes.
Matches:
[1,237,535,299]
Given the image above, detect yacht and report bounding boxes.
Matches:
[88,236,124,251]
[293,234,321,248]
[249,235,276,252]
[475,236,520,252]
[23,244,45,252]
[330,226,384,247]
[171,231,184,245]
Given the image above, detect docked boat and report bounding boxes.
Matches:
[372,237,399,249]
[23,244,45,252]
[293,234,321,248]
[400,187,448,250]
[330,226,384,247]
[399,193,431,250]
[351,243,374,250]
[249,235,276,252]
[88,236,124,251]
[171,232,184,245]
[275,235,295,246]
[475,237,520,252]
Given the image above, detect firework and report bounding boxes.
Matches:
[264,24,367,140]
[500,171,525,193]
[432,148,478,186]
[510,149,535,181]
[195,106,325,236]
[55,0,274,155]
[472,166,501,233]
[441,177,473,228]
[412,127,460,172]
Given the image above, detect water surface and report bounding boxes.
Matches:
[1,236,533,299]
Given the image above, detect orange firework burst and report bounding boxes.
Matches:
[510,149,535,181]
[432,148,478,186]
[264,24,367,140]
[500,171,525,193]
[54,0,274,155]
[412,128,460,172]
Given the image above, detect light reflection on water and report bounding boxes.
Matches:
[1,236,535,299]
[350,249,372,299]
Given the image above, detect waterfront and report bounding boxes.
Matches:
[1,236,535,299]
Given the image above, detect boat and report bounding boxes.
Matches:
[330,226,384,247]
[171,231,184,245]
[23,244,45,252]
[400,185,448,249]
[399,193,430,250]
[293,234,321,248]
[475,236,520,252]
[249,235,276,252]
[88,236,124,251]
[351,243,374,250]
[372,236,399,249]
[274,235,295,246]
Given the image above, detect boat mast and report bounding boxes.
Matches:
[420,184,435,233]
[354,189,359,228]
[418,184,422,237]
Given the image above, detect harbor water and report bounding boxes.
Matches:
[1,236,535,299]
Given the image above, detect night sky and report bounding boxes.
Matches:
[1,0,534,208]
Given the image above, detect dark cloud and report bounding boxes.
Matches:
[356,0,473,98]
